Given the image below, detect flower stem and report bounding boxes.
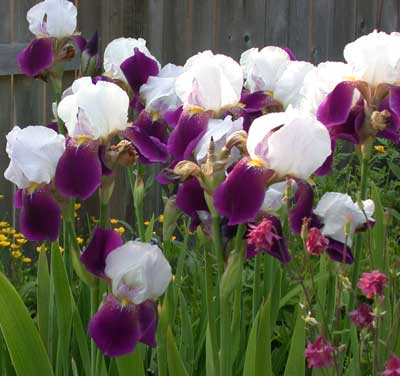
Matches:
[212,215,225,278]
[252,255,261,320]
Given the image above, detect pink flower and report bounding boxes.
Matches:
[381,354,400,376]
[348,303,374,329]
[358,270,388,299]
[304,336,334,369]
[306,227,329,255]
[247,218,281,251]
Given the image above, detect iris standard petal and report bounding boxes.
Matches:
[289,180,315,234]
[326,238,354,264]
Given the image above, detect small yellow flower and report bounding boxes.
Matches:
[158,215,164,223]
[0,240,10,247]
[10,243,20,250]
[91,216,99,223]
[74,203,81,211]
[0,194,4,200]
[59,246,64,254]
[110,218,119,225]
[16,238,27,245]
[76,237,84,245]
[0,234,8,242]
[13,232,24,239]
[11,250,22,259]
[144,221,150,226]
[374,145,385,153]
[114,227,125,234]
[36,244,48,253]
[0,221,9,227]
[171,236,177,241]
[7,228,16,234]
[22,257,32,263]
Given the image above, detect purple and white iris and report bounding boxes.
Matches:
[55,77,129,199]
[4,126,65,241]
[80,228,171,356]
[18,0,83,77]
[214,107,331,225]
[103,37,160,92]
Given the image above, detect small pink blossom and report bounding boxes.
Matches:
[304,336,334,369]
[358,270,388,299]
[348,303,374,329]
[306,227,329,255]
[381,354,400,376]
[247,218,281,251]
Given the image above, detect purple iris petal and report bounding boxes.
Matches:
[156,161,178,185]
[80,227,123,278]
[378,95,400,143]
[223,106,252,132]
[89,295,140,357]
[289,180,315,234]
[46,121,58,132]
[317,81,358,127]
[240,91,272,113]
[20,188,60,242]
[282,47,297,61]
[120,48,159,92]
[135,300,158,348]
[123,111,169,164]
[326,238,354,264]
[17,37,53,77]
[98,145,113,176]
[82,32,98,56]
[315,139,336,176]
[214,158,274,225]
[167,110,211,161]
[176,177,209,230]
[14,189,23,209]
[164,107,183,128]
[55,139,102,200]
[246,214,290,264]
[92,75,115,84]
[70,35,87,52]
[88,295,158,357]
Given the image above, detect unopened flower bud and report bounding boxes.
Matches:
[162,195,181,240]
[371,110,391,132]
[108,140,137,168]
[81,32,100,76]
[306,228,328,256]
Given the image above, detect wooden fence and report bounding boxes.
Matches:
[0,0,399,224]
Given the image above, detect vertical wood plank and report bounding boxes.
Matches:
[380,0,400,32]
[287,0,311,60]
[355,0,377,37]
[145,0,165,61]
[264,0,290,47]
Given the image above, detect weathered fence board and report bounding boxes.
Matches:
[0,0,399,223]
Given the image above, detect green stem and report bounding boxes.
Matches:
[99,201,108,229]
[252,255,261,320]
[50,73,66,135]
[205,243,220,373]
[127,167,146,241]
[212,215,225,278]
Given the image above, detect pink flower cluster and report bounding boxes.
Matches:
[348,303,374,329]
[247,218,281,251]
[304,336,334,369]
[358,270,388,299]
[306,227,329,256]
[382,355,400,376]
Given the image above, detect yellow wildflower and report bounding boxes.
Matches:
[110,218,119,225]
[36,244,48,253]
[74,203,81,211]
[59,246,64,254]
[114,227,125,234]
[22,257,32,263]
[374,145,385,153]
[0,241,10,247]
[144,221,150,226]
[10,243,20,250]
[0,194,4,200]
[158,215,164,223]
[0,221,9,227]
[11,250,22,259]
[13,232,24,239]
[76,237,84,245]
[16,238,27,245]
[0,234,8,242]
[171,236,177,241]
